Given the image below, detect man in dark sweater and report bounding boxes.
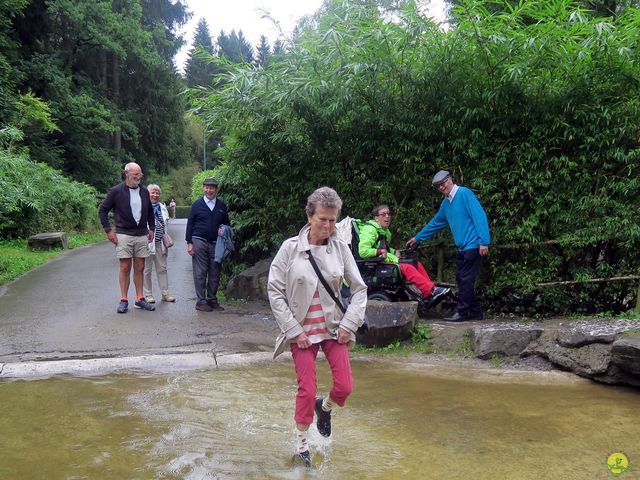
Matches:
[186,178,231,311]
[99,162,156,313]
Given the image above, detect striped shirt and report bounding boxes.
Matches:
[303,289,333,344]
[152,203,165,241]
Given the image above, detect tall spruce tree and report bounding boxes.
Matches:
[185,18,216,87]
[254,35,271,68]
[272,38,286,56]
[217,29,253,64]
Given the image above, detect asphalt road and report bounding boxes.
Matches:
[0,220,278,365]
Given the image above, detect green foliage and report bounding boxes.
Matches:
[6,0,191,191]
[616,311,640,321]
[255,35,271,68]
[0,232,104,285]
[410,322,435,353]
[0,240,58,285]
[0,149,99,238]
[175,205,191,218]
[411,323,431,343]
[217,30,254,64]
[146,161,201,206]
[192,0,640,315]
[14,91,59,133]
[490,352,502,368]
[451,331,474,358]
[185,18,217,88]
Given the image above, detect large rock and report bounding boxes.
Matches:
[225,259,272,301]
[471,323,544,359]
[526,328,612,376]
[555,320,636,347]
[547,342,613,376]
[611,334,640,375]
[27,232,68,250]
[357,300,417,347]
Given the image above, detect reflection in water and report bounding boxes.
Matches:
[0,360,638,479]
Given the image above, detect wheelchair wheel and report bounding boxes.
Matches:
[368,292,393,302]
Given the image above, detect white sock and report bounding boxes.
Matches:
[295,428,309,453]
[322,396,336,412]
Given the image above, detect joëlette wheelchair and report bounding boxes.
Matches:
[346,222,449,317]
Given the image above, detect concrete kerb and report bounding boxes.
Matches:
[0,351,282,380]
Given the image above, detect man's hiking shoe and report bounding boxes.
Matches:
[207,299,225,311]
[195,301,213,312]
[293,450,312,468]
[134,298,155,311]
[117,299,128,314]
[145,295,156,304]
[315,397,331,437]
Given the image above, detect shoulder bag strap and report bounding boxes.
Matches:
[306,250,346,314]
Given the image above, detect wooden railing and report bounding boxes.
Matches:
[422,242,640,312]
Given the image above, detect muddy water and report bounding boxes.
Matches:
[0,360,638,479]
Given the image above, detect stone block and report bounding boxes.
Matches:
[545,342,612,376]
[225,258,272,301]
[357,300,417,347]
[611,334,640,375]
[555,320,638,348]
[471,324,543,359]
[27,232,68,250]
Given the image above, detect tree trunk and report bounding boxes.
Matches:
[111,53,121,162]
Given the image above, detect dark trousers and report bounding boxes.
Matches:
[455,248,483,317]
[192,237,221,304]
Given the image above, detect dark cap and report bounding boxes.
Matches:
[432,170,451,186]
[203,178,219,186]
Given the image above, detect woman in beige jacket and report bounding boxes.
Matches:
[268,187,367,467]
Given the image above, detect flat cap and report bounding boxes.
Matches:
[432,170,451,186]
[203,178,219,186]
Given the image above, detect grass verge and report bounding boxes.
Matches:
[0,231,105,286]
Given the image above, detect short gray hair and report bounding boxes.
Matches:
[306,186,342,216]
[147,183,161,194]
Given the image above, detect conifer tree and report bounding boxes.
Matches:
[272,38,286,56]
[217,29,253,64]
[255,35,271,68]
[185,18,215,87]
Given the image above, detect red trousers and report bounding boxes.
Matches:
[399,261,435,298]
[291,340,353,425]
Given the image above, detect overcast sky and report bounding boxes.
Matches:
[174,0,448,72]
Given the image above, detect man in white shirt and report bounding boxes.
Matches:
[98,162,156,313]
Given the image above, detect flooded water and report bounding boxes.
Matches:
[1,360,638,479]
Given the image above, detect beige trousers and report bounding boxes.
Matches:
[143,241,169,296]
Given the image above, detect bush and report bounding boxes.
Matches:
[0,150,99,238]
[175,205,191,218]
[191,0,640,315]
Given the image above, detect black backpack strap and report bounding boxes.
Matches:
[306,250,346,314]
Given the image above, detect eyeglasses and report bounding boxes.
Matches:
[376,212,392,217]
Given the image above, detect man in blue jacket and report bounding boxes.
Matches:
[407,170,490,321]
[186,178,230,312]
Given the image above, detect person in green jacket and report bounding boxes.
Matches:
[358,204,450,304]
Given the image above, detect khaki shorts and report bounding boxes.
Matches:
[115,233,150,259]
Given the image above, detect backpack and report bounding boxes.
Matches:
[336,216,369,259]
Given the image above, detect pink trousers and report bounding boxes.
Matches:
[399,261,435,298]
[291,339,353,425]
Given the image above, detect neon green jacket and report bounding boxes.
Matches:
[357,219,400,264]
